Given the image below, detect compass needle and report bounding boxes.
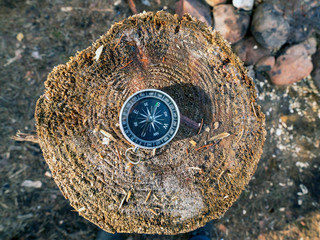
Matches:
[141,122,150,137]
[154,120,163,125]
[152,102,160,117]
[139,119,147,124]
[146,107,151,116]
[151,122,156,131]
[139,113,148,118]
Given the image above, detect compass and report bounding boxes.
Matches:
[119,89,180,149]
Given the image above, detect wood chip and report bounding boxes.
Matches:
[189,140,197,146]
[102,137,110,145]
[209,132,230,141]
[21,180,42,188]
[94,45,104,61]
[44,171,52,178]
[188,166,201,170]
[77,207,86,212]
[213,122,219,130]
[100,129,116,142]
[61,6,73,12]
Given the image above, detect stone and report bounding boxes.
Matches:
[213,4,250,44]
[232,37,271,65]
[270,43,313,85]
[255,56,275,72]
[311,48,320,90]
[251,3,290,49]
[176,0,212,26]
[302,37,317,56]
[21,180,42,188]
[279,3,319,44]
[232,0,254,11]
[205,0,227,7]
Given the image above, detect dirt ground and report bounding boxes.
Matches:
[0,0,319,240]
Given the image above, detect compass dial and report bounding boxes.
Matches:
[119,89,180,149]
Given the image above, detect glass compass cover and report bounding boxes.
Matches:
[119,89,180,149]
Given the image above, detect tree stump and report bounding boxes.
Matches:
[35,11,266,234]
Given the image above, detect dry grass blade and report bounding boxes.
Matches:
[149,208,159,215]
[145,190,152,203]
[119,194,127,209]
[209,132,230,141]
[126,191,132,202]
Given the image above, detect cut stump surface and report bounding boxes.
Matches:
[35,11,266,234]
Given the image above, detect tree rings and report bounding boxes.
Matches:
[35,11,266,234]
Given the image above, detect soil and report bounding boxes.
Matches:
[0,1,319,240]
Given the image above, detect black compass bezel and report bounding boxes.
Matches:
[119,89,180,149]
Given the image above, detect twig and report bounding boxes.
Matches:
[119,60,133,69]
[128,0,137,14]
[195,143,213,151]
[11,131,39,144]
[113,33,124,50]
[180,114,200,130]
[197,118,204,134]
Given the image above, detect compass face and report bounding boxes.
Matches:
[119,89,180,149]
